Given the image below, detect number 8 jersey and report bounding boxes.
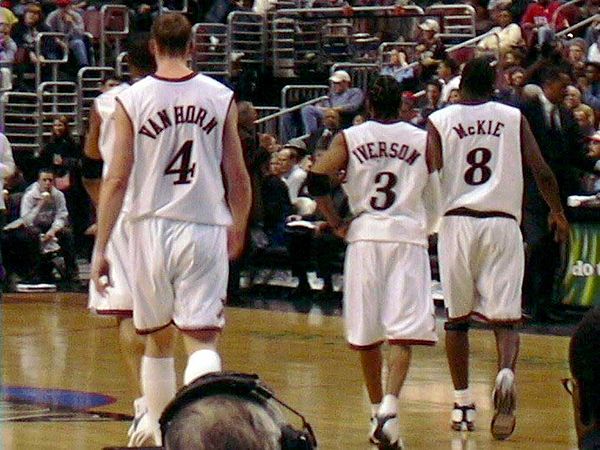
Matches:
[117,73,234,226]
[342,120,429,246]
[428,101,523,222]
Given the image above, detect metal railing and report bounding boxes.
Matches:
[159,0,188,13]
[99,4,129,67]
[270,5,427,73]
[227,12,267,74]
[552,0,584,30]
[37,82,78,143]
[116,51,129,78]
[330,63,379,91]
[255,106,281,135]
[77,66,115,136]
[378,42,419,64]
[424,5,475,41]
[35,32,69,87]
[279,84,329,141]
[254,93,328,142]
[556,13,600,38]
[445,29,501,60]
[191,23,229,76]
[0,91,40,154]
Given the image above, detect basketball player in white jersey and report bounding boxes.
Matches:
[426,56,569,440]
[91,13,251,446]
[308,76,438,450]
[83,35,156,446]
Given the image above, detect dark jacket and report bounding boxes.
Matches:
[521,98,596,215]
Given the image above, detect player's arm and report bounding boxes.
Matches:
[83,104,102,206]
[520,115,569,242]
[425,119,443,173]
[423,120,443,233]
[307,132,349,238]
[91,101,134,293]
[84,104,102,160]
[222,100,252,261]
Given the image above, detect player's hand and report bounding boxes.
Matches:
[91,252,111,296]
[548,211,569,243]
[227,225,246,261]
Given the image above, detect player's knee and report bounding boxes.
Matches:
[444,321,470,332]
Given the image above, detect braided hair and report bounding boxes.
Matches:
[367,75,401,121]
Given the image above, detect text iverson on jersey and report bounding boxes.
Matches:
[351,141,421,165]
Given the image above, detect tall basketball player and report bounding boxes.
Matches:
[308,76,438,450]
[426,56,569,440]
[83,35,156,446]
[91,13,251,446]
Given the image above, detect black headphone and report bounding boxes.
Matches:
[159,372,317,450]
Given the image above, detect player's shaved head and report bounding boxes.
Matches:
[460,55,496,99]
[151,13,192,57]
[127,33,156,77]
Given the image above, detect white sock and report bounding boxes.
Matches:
[141,356,176,425]
[183,349,222,385]
[371,403,381,418]
[454,388,472,406]
[379,394,398,416]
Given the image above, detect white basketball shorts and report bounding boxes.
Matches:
[88,212,133,316]
[129,217,228,334]
[343,241,438,348]
[438,216,524,323]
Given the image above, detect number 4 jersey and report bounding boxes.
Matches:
[117,73,234,226]
[428,101,523,222]
[342,120,429,246]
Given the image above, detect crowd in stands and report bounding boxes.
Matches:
[1,0,600,318]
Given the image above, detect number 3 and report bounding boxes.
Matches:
[164,140,196,185]
[370,171,397,210]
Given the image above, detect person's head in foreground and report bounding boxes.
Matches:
[160,372,317,450]
[367,75,401,121]
[459,55,496,100]
[567,308,600,450]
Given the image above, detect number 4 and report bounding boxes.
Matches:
[164,140,196,185]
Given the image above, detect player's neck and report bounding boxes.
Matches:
[154,57,193,79]
[460,92,489,103]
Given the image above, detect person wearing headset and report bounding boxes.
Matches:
[160,372,317,450]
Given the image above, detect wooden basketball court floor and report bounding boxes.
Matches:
[1,292,578,450]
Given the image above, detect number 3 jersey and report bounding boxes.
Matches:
[117,73,234,226]
[342,120,429,246]
[428,101,523,222]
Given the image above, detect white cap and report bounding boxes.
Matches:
[329,70,351,83]
[418,19,440,33]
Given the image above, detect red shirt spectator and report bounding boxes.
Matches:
[521,0,569,32]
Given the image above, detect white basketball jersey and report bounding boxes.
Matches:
[342,120,429,246]
[117,73,234,226]
[95,82,129,176]
[428,102,523,222]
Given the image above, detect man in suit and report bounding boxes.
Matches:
[521,66,600,321]
[305,108,341,155]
